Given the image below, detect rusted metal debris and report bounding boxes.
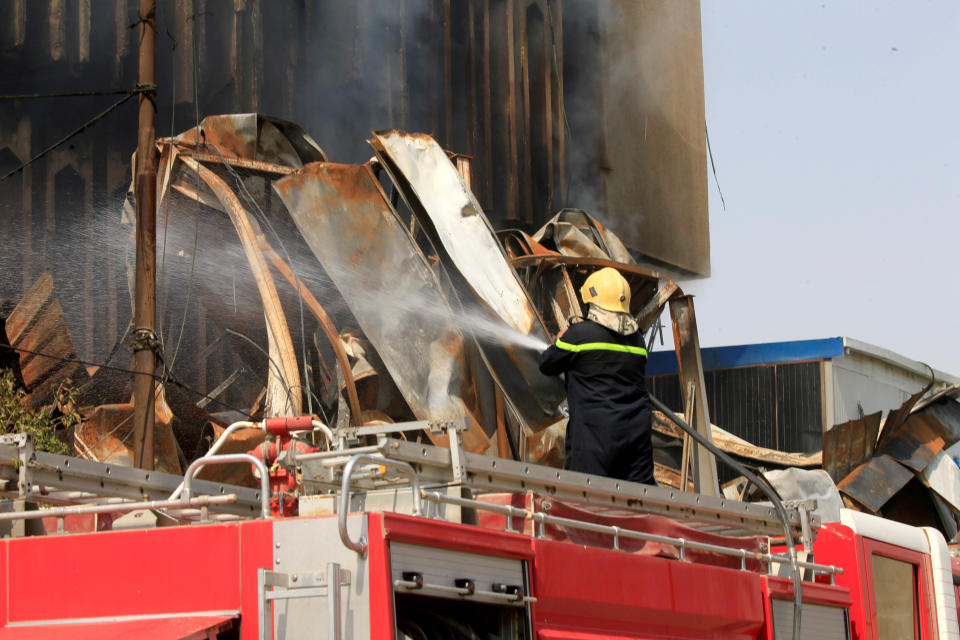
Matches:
[822,411,882,481]
[163,113,328,168]
[828,383,960,538]
[5,272,89,408]
[837,454,915,514]
[369,130,565,435]
[273,161,489,452]
[3,113,729,494]
[75,386,182,474]
[533,208,639,264]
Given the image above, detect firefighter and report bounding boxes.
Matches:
[538,267,655,485]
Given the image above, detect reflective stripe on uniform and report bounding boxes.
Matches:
[555,339,647,357]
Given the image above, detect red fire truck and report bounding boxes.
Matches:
[0,417,956,639]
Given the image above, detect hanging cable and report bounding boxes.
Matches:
[159,7,201,382]
[205,142,315,417]
[0,89,139,100]
[0,343,254,419]
[705,123,726,211]
[0,91,143,184]
[223,328,296,414]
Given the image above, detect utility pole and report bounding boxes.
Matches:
[133,0,157,470]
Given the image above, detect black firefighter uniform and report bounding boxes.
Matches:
[538,318,655,485]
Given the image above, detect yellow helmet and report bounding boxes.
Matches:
[580,267,630,313]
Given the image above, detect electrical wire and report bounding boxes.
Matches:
[0,91,139,184]
[1,343,254,420]
[0,89,138,100]
[204,142,314,417]
[705,123,726,211]
[223,328,296,414]
[158,7,202,380]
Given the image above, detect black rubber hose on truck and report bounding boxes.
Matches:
[648,394,804,640]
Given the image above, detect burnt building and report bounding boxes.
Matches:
[0,1,708,398]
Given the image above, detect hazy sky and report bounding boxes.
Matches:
[669,1,959,376]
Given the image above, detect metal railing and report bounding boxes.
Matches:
[423,490,842,583]
[0,494,239,531]
[334,452,843,583]
[182,453,271,519]
[338,454,421,555]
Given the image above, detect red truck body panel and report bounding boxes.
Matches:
[0,511,865,639]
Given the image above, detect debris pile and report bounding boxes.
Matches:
[1,114,707,490]
[824,383,960,538]
[10,112,957,539]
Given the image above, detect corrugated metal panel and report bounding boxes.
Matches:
[777,361,823,452]
[706,366,777,451]
[771,600,848,640]
[648,361,823,455]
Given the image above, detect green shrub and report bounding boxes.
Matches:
[0,369,79,455]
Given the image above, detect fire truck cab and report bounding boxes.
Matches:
[811,509,960,640]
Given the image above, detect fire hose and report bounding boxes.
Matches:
[648,394,804,640]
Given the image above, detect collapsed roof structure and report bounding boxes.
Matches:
[1,114,721,494]
[5,113,960,541]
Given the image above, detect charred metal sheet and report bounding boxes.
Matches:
[369,131,563,431]
[260,239,363,421]
[497,229,557,260]
[167,114,327,168]
[929,492,959,541]
[371,131,541,333]
[6,272,90,408]
[878,413,947,473]
[538,268,581,336]
[273,162,490,452]
[914,386,960,442]
[879,476,944,529]
[533,208,638,265]
[875,386,930,452]
[822,411,882,481]
[75,388,182,475]
[837,454,914,514]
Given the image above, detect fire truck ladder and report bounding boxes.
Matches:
[0,432,268,535]
[0,420,840,585]
[294,418,841,585]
